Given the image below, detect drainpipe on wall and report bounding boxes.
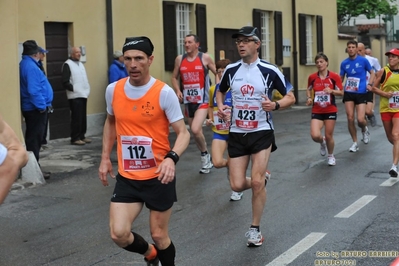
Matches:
[106,0,114,66]
[291,0,299,104]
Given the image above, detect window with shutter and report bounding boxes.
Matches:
[176,3,191,55]
[299,14,323,65]
[298,13,307,65]
[253,9,271,62]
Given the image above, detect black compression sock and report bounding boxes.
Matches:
[156,241,176,266]
[123,232,148,254]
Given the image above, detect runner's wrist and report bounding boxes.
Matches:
[164,150,179,164]
[274,101,280,111]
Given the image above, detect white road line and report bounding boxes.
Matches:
[334,195,376,218]
[265,232,326,266]
[380,178,399,187]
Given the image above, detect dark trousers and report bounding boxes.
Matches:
[42,116,49,145]
[22,110,47,162]
[69,98,87,142]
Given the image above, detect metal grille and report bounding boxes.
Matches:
[306,16,313,64]
[260,12,271,62]
[176,3,191,55]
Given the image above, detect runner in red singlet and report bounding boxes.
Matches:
[171,34,217,174]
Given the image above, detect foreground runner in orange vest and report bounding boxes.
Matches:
[99,36,190,266]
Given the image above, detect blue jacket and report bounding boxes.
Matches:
[20,55,53,111]
[108,60,128,84]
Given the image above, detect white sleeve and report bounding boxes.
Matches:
[0,143,7,166]
[160,85,184,124]
[105,82,117,115]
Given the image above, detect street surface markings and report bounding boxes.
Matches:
[334,195,377,218]
[265,232,326,266]
[380,178,399,187]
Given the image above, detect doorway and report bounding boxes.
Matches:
[214,28,241,63]
[44,22,70,139]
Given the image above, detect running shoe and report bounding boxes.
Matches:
[230,191,243,201]
[265,170,271,186]
[199,153,213,174]
[349,142,359,152]
[389,165,398,178]
[320,136,327,156]
[245,228,264,247]
[368,115,377,127]
[328,155,336,166]
[362,127,370,144]
[144,257,159,266]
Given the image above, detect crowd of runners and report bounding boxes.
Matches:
[4,25,399,266]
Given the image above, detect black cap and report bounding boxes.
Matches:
[22,40,40,55]
[122,36,154,56]
[232,26,259,38]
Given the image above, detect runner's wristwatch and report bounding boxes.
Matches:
[164,151,179,164]
[274,101,280,111]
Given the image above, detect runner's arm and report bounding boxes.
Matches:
[98,114,117,186]
[169,118,190,158]
[0,116,29,204]
[203,53,219,83]
[370,69,392,98]
[171,55,182,95]
[272,91,295,111]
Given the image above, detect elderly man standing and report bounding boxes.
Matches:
[62,46,91,145]
[19,40,53,179]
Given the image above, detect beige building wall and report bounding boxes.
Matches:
[371,38,386,66]
[0,0,23,140]
[112,1,166,82]
[1,0,346,141]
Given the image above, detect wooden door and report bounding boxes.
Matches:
[214,28,241,63]
[44,22,70,139]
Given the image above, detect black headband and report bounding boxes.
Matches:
[122,36,154,56]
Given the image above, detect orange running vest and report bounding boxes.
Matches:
[113,78,170,180]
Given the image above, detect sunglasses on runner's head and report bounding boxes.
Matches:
[235,38,256,45]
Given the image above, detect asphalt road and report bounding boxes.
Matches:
[1,101,399,266]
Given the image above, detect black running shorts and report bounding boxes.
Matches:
[311,112,337,121]
[184,103,208,118]
[366,91,373,103]
[111,174,177,212]
[228,130,277,158]
[343,92,367,105]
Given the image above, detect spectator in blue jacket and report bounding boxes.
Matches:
[19,40,53,178]
[108,50,128,83]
